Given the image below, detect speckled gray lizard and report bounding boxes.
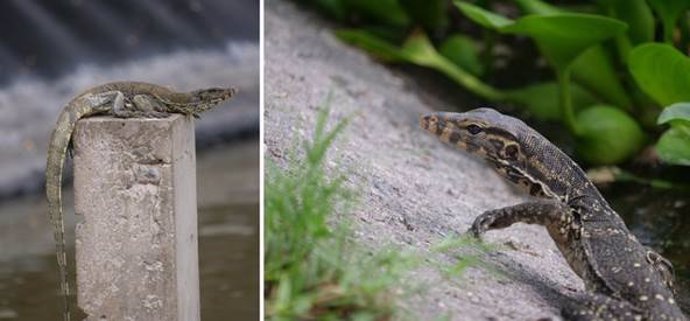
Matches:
[420,108,686,321]
[46,81,236,321]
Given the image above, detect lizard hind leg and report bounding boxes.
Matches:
[646,248,676,292]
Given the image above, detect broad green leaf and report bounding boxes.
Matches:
[399,31,506,100]
[571,46,632,108]
[399,0,448,31]
[335,29,410,62]
[575,106,646,164]
[501,14,627,71]
[439,34,484,77]
[598,0,654,45]
[658,102,690,126]
[629,43,690,106]
[338,29,505,101]
[454,1,514,30]
[657,126,690,165]
[506,82,597,121]
[647,0,690,42]
[513,0,560,15]
[509,0,632,107]
[400,31,444,66]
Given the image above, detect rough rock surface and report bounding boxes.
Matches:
[265,1,584,320]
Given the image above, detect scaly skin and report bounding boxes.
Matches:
[420,108,686,321]
[46,81,235,321]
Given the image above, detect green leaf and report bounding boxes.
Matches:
[658,102,690,126]
[506,82,597,121]
[647,0,690,42]
[598,0,654,45]
[513,0,560,15]
[439,34,484,77]
[575,106,646,164]
[571,46,632,108]
[509,0,633,108]
[399,31,506,100]
[501,14,627,71]
[335,29,409,62]
[400,30,443,66]
[657,126,690,165]
[454,1,514,30]
[338,29,506,101]
[629,43,690,106]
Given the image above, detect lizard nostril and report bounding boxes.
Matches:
[420,114,432,130]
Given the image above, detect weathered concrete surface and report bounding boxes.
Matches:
[265,1,584,320]
[73,115,199,321]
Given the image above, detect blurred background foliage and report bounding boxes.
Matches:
[294,0,690,169]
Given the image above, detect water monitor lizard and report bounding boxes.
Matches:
[420,108,685,321]
[46,81,236,321]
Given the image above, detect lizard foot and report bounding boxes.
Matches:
[468,211,495,238]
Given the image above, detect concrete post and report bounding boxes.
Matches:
[72,114,200,321]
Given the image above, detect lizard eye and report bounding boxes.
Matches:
[467,124,483,135]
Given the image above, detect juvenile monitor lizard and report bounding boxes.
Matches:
[420,108,686,321]
[46,81,236,321]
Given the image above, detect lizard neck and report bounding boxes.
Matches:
[519,135,602,202]
[154,91,195,105]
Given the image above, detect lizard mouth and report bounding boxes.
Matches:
[420,113,446,136]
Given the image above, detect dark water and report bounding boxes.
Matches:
[0,202,258,320]
[0,140,259,320]
[604,183,690,312]
[199,203,259,321]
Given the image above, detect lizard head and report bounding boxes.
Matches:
[420,108,528,164]
[420,108,559,198]
[187,87,238,113]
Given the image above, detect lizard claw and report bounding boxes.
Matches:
[468,211,498,239]
[468,220,487,239]
[466,227,483,239]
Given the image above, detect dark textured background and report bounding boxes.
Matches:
[0,0,259,83]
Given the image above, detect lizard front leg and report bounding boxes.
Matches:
[113,94,170,118]
[469,200,573,238]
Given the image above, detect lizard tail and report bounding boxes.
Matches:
[46,110,77,321]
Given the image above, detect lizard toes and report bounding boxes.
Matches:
[468,215,494,238]
[467,224,485,239]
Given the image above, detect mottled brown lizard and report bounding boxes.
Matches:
[420,108,685,321]
[46,81,235,321]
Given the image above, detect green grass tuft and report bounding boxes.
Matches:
[265,106,413,321]
[432,235,503,279]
